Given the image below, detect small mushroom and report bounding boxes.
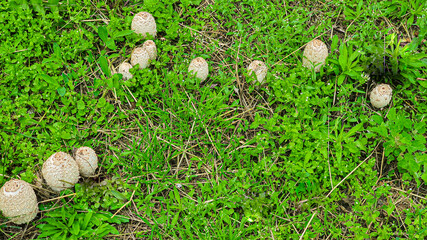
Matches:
[188,57,209,81]
[131,12,157,38]
[370,83,393,108]
[74,147,98,177]
[247,60,267,84]
[118,62,133,80]
[42,152,79,192]
[302,39,328,72]
[143,40,157,61]
[131,47,150,70]
[0,179,38,224]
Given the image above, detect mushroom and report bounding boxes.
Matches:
[302,39,328,72]
[188,57,209,81]
[143,40,157,61]
[370,83,393,108]
[74,146,98,177]
[118,62,133,80]
[42,152,79,192]
[247,60,267,84]
[131,12,157,38]
[131,47,150,70]
[0,179,38,224]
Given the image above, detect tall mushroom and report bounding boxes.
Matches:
[0,179,38,224]
[247,60,267,85]
[74,146,98,177]
[188,57,209,82]
[131,12,157,38]
[131,47,150,70]
[42,152,80,192]
[302,39,328,72]
[143,40,157,61]
[118,62,133,80]
[370,83,393,108]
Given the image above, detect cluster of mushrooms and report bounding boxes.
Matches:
[0,147,98,224]
[119,12,392,109]
[0,10,394,226]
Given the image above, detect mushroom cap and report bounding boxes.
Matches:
[188,57,209,81]
[247,60,267,84]
[370,83,393,108]
[302,39,328,72]
[143,40,157,61]
[131,47,150,70]
[0,179,38,224]
[74,147,98,177]
[131,12,157,38]
[118,62,133,80]
[42,152,79,192]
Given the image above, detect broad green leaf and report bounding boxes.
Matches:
[339,42,348,70]
[98,26,108,43]
[99,55,111,77]
[82,210,93,230]
[344,123,363,139]
[57,87,66,96]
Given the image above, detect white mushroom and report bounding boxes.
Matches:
[74,147,98,177]
[247,60,267,84]
[370,83,393,108]
[302,39,328,72]
[0,179,38,224]
[118,62,133,80]
[143,40,157,61]
[188,57,209,81]
[131,12,157,38]
[131,47,150,69]
[42,152,79,192]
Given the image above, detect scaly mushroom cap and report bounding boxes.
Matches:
[302,39,328,72]
[247,60,267,84]
[188,57,209,81]
[42,152,79,192]
[143,40,157,61]
[131,47,150,70]
[118,62,133,80]
[0,179,38,224]
[74,147,98,177]
[370,83,393,108]
[131,12,157,38]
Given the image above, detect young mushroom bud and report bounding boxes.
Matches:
[143,40,157,61]
[131,12,157,38]
[0,179,38,224]
[188,57,209,82]
[131,47,150,70]
[42,152,80,192]
[302,39,328,72]
[247,60,267,84]
[370,83,393,108]
[118,62,133,80]
[74,146,98,177]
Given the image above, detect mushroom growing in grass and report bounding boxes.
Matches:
[370,83,393,108]
[188,57,209,82]
[247,60,267,85]
[131,12,157,38]
[143,40,157,61]
[302,39,328,72]
[118,62,133,80]
[0,179,38,224]
[42,152,79,192]
[131,47,150,70]
[74,146,98,177]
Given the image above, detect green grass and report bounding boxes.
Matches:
[1,0,426,239]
